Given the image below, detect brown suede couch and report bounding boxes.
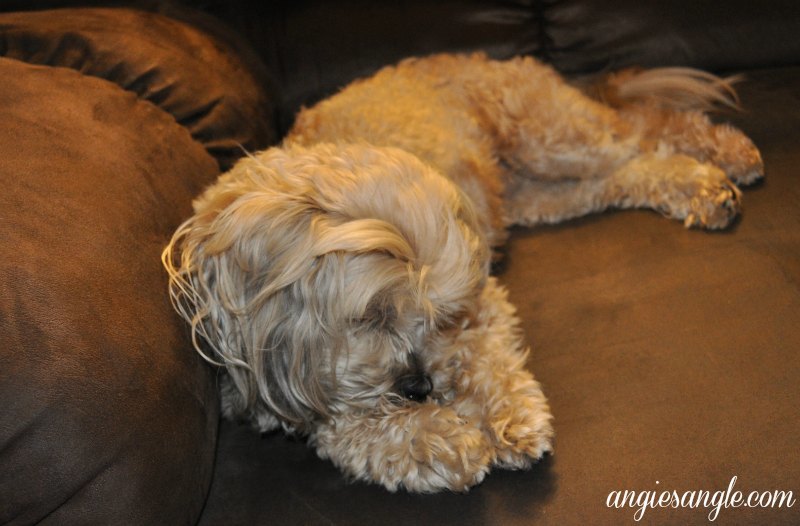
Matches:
[1,1,798,524]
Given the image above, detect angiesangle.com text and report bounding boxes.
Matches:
[606,476,796,521]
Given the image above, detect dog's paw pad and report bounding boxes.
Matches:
[682,177,742,229]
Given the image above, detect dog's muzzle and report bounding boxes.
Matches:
[396,373,433,401]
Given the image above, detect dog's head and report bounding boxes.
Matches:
[163,143,490,431]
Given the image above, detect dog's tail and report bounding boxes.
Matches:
[580,67,742,111]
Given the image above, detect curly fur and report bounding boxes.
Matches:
[163,53,762,492]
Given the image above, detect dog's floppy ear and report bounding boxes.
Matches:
[161,151,345,430]
[161,146,428,430]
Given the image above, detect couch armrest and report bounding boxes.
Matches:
[0,7,278,523]
[0,7,277,169]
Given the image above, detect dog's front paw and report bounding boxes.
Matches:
[314,405,493,493]
[399,407,494,492]
[486,388,554,469]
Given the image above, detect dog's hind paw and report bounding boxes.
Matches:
[638,157,743,230]
[709,123,765,187]
[681,176,742,229]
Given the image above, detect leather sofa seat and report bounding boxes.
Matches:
[1,2,798,524]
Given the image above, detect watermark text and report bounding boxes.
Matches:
[607,476,795,521]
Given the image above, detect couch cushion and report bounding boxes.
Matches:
[541,0,800,74]
[0,55,219,524]
[189,0,550,133]
[194,0,800,132]
[0,7,276,169]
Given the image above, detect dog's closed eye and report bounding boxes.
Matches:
[435,308,473,331]
[350,303,397,332]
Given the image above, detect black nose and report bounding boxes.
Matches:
[397,374,433,401]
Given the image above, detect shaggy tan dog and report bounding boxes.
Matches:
[163,53,762,492]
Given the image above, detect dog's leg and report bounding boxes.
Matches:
[442,278,554,469]
[608,153,741,229]
[311,404,494,492]
[619,104,764,186]
[465,57,753,228]
[579,66,763,186]
[466,56,640,184]
[503,176,611,226]
[461,56,765,228]
[506,153,741,229]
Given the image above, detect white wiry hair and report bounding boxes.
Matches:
[163,143,489,433]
